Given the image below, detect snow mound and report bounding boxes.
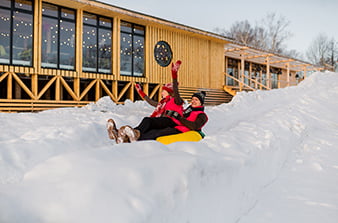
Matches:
[0,72,338,223]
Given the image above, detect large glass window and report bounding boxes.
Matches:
[41,3,75,70]
[226,58,239,86]
[120,21,145,76]
[82,12,112,73]
[0,0,33,66]
[270,68,281,89]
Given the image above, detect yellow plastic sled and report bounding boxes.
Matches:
[156,131,203,145]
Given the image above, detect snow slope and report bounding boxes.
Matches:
[0,72,338,223]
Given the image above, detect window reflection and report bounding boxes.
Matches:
[0,0,33,66]
[41,3,75,70]
[82,12,112,73]
[13,11,33,65]
[120,21,144,76]
[0,8,10,63]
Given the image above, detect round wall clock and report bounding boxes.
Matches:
[154,41,172,67]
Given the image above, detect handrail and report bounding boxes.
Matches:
[224,73,255,90]
[248,77,271,90]
[224,72,271,91]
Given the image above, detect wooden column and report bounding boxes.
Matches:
[259,70,263,90]
[33,0,42,72]
[129,82,134,101]
[113,18,120,78]
[286,63,290,87]
[74,77,80,100]
[225,57,228,85]
[249,62,252,87]
[112,80,118,102]
[7,73,12,99]
[266,56,270,89]
[240,54,245,91]
[303,66,307,79]
[143,82,149,95]
[75,10,83,75]
[31,73,38,99]
[277,71,281,89]
[95,79,100,101]
[55,76,61,100]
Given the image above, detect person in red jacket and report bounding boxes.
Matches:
[168,91,208,136]
[122,90,208,142]
[107,60,208,143]
[107,60,184,143]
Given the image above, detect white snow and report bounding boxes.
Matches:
[1,71,338,223]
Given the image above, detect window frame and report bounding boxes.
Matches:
[82,12,113,74]
[120,20,145,77]
[41,2,76,70]
[0,0,34,67]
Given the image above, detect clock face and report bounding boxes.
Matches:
[154,41,172,67]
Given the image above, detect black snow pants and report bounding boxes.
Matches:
[135,117,181,140]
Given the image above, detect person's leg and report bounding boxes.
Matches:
[135,117,176,134]
[138,127,181,141]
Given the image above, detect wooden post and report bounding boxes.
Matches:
[259,70,263,90]
[158,85,162,102]
[225,57,228,85]
[112,80,118,103]
[277,71,281,89]
[303,66,307,79]
[15,80,21,99]
[144,26,150,79]
[266,56,270,89]
[7,73,12,99]
[74,77,80,100]
[95,79,100,101]
[113,18,120,77]
[76,10,83,74]
[55,76,61,100]
[249,62,252,87]
[286,63,290,87]
[129,82,134,101]
[31,73,38,99]
[33,0,41,72]
[143,82,149,95]
[240,54,245,91]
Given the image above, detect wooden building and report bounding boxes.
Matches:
[0,0,320,112]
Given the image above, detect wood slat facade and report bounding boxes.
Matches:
[0,0,321,112]
[0,0,231,112]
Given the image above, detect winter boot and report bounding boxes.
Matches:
[118,125,140,143]
[106,119,119,142]
[117,125,131,143]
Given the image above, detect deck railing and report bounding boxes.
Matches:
[224,72,271,92]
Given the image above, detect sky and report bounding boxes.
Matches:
[103,0,338,57]
[1,71,338,222]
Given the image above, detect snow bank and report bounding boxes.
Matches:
[0,72,338,223]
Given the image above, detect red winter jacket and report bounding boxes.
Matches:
[175,106,208,133]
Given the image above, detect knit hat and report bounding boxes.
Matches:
[162,83,174,94]
[192,91,206,105]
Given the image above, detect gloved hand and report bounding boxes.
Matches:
[165,110,181,120]
[171,60,182,80]
[135,83,146,98]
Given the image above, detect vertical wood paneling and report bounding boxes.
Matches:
[112,17,120,78]
[76,10,83,74]
[145,26,224,89]
[33,0,41,72]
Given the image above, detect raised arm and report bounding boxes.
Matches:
[135,83,158,107]
[171,60,184,105]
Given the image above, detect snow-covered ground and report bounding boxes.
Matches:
[0,72,338,223]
